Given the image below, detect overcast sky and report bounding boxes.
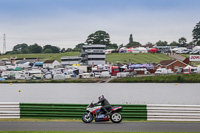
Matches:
[0,0,200,52]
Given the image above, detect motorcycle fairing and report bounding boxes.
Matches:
[111,106,122,111]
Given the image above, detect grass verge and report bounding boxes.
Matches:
[0,79,102,83]
[0,131,197,133]
[110,74,200,83]
[106,53,172,64]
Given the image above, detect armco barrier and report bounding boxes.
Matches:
[0,102,20,118]
[20,103,147,120]
[147,104,200,121]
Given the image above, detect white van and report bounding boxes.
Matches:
[100,71,111,78]
[155,68,173,75]
[82,73,90,78]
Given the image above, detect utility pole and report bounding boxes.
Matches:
[3,34,6,54]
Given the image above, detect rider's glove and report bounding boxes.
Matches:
[94,103,98,106]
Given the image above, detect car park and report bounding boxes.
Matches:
[176,49,190,54]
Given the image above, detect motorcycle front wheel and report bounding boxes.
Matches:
[82,112,93,123]
[110,112,123,123]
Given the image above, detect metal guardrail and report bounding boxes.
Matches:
[20,103,147,120]
[3,102,199,121]
[147,104,200,121]
[0,102,20,118]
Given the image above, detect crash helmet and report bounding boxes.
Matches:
[98,95,104,100]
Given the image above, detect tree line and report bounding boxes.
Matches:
[5,21,200,54]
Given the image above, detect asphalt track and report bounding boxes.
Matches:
[1,121,200,132]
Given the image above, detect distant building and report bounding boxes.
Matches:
[43,60,61,69]
[61,56,82,67]
[155,60,188,73]
[60,44,106,66]
[80,44,105,65]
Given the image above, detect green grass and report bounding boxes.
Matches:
[106,53,172,64]
[1,52,172,64]
[0,52,79,62]
[110,74,200,83]
[0,131,197,133]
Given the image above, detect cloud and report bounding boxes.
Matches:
[0,0,200,52]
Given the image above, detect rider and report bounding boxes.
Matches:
[95,95,111,115]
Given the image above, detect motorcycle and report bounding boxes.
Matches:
[82,102,123,123]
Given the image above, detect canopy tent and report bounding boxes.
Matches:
[129,63,154,69]
[128,47,148,53]
[72,64,81,66]
[148,48,158,53]
[13,67,22,71]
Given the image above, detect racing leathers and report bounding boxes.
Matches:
[96,97,111,115]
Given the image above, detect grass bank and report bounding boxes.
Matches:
[0,52,79,62]
[106,53,172,64]
[1,52,172,64]
[0,131,195,133]
[0,79,102,83]
[110,74,200,83]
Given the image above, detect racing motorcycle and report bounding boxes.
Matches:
[82,102,123,123]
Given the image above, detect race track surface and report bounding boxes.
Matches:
[0,121,200,132]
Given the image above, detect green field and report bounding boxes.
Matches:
[106,53,172,64]
[0,52,172,64]
[0,131,195,133]
[0,52,79,62]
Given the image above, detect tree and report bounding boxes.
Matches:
[60,48,66,53]
[156,40,168,46]
[66,48,73,52]
[86,30,110,45]
[43,45,60,53]
[126,41,141,48]
[129,34,134,43]
[178,37,187,46]
[43,49,52,53]
[192,21,200,45]
[51,46,60,53]
[125,34,141,48]
[118,44,124,49]
[145,42,154,48]
[28,43,42,53]
[73,43,85,52]
[106,43,118,49]
[13,43,28,53]
[170,41,179,46]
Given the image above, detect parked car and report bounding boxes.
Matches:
[94,73,101,78]
[100,71,111,78]
[189,50,200,54]
[127,71,137,77]
[82,73,91,78]
[117,72,129,78]
[176,49,191,54]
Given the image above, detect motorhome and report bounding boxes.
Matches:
[183,65,197,74]
[155,68,173,75]
[28,70,43,79]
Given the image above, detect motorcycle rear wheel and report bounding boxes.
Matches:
[82,112,93,123]
[110,112,122,123]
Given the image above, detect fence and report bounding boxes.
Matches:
[20,103,147,120]
[0,102,20,118]
[147,104,200,121]
[1,102,200,121]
